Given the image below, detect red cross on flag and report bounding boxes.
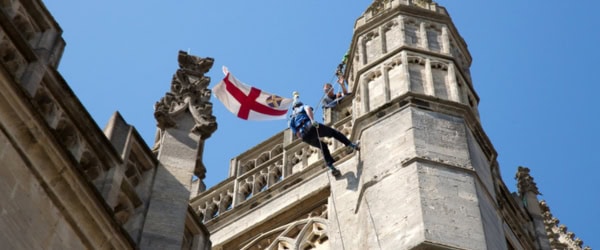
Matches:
[213,71,292,120]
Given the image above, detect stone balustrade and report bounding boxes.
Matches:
[191,106,356,223]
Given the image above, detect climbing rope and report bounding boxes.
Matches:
[316,63,349,250]
[325,170,348,250]
[320,54,381,249]
[364,197,383,249]
[288,54,351,249]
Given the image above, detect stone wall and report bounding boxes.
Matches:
[0,129,86,249]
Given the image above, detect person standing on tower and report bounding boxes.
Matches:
[322,72,350,109]
[288,92,359,177]
[323,51,351,109]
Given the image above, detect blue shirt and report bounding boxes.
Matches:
[289,105,311,136]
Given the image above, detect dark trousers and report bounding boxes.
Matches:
[301,124,352,166]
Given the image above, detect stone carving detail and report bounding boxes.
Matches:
[79,150,102,181]
[239,144,284,175]
[0,33,27,82]
[113,192,135,226]
[413,0,433,8]
[288,145,318,169]
[197,186,234,222]
[367,0,434,16]
[515,166,540,195]
[236,159,284,203]
[539,200,590,250]
[241,203,329,250]
[367,0,391,16]
[154,51,217,139]
[14,7,37,42]
[539,200,568,249]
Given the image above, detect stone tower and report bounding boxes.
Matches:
[1,0,592,249]
[189,1,568,249]
[333,0,500,249]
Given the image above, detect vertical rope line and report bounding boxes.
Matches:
[364,198,383,249]
[317,72,347,250]
[291,68,345,248]
[325,173,347,250]
[315,73,339,113]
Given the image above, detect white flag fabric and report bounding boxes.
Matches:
[213,72,293,120]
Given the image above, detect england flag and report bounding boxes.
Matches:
[212,68,292,121]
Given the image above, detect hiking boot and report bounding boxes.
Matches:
[328,164,341,177]
[349,142,360,151]
[331,168,341,178]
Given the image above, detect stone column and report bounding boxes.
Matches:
[516,166,551,250]
[140,51,217,249]
[424,58,435,96]
[448,63,460,102]
[441,26,450,54]
[419,21,427,48]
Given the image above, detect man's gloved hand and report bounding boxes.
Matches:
[312,121,319,128]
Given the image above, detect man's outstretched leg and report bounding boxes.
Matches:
[302,129,341,177]
[315,125,360,152]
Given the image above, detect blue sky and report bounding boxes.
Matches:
[44,1,598,247]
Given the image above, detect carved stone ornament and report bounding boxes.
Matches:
[367,0,391,15]
[515,166,540,195]
[367,0,434,15]
[413,0,433,8]
[154,51,218,139]
[240,203,329,250]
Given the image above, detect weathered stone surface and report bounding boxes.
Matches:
[1,1,588,249]
[210,171,331,246]
[330,158,426,250]
[141,51,216,249]
[0,130,86,250]
[418,162,486,249]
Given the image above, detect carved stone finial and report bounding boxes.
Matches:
[153,51,217,139]
[515,166,540,195]
[413,0,433,8]
[558,224,567,233]
[367,0,391,16]
[366,0,437,18]
[539,200,549,211]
